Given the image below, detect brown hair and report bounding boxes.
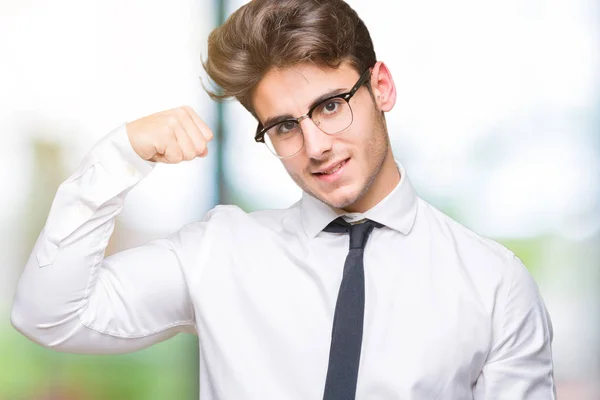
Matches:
[203,0,377,116]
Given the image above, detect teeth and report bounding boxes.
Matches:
[323,161,344,175]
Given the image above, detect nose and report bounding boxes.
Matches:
[300,118,333,160]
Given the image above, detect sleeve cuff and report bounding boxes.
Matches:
[101,123,156,177]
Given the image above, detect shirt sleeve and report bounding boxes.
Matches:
[473,255,556,399]
[10,124,197,354]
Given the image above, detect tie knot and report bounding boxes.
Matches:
[324,217,383,250]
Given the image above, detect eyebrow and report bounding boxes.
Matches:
[261,88,348,129]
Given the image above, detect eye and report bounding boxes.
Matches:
[325,102,339,113]
[276,121,299,135]
[319,99,345,116]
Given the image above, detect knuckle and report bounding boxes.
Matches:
[195,142,206,155]
[155,141,166,154]
[166,147,183,163]
[166,114,179,127]
[183,149,196,161]
[164,127,177,141]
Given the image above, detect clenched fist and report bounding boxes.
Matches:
[126,106,214,164]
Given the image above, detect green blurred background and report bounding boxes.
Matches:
[1,0,598,399]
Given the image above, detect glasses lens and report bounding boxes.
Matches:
[312,98,353,134]
[264,121,304,158]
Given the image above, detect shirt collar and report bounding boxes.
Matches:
[300,161,419,238]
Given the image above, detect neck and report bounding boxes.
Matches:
[342,148,400,213]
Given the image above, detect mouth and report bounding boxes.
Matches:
[312,158,350,181]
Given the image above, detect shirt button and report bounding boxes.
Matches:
[78,203,92,218]
[126,164,139,178]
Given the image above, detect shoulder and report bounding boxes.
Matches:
[415,198,539,300]
[204,202,302,229]
[419,199,514,258]
[171,201,302,242]
[417,198,547,333]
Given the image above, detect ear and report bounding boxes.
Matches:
[370,61,397,112]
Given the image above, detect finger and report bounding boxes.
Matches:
[164,143,184,164]
[152,132,169,160]
[176,107,207,157]
[151,154,173,164]
[172,118,197,162]
[149,123,178,163]
[182,105,214,142]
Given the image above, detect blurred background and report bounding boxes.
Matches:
[0,0,598,398]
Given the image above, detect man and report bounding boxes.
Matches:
[11,0,555,398]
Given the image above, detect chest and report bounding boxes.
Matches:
[189,234,491,398]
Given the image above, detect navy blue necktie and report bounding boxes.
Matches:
[322,218,383,400]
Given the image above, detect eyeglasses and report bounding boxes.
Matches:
[254,69,372,158]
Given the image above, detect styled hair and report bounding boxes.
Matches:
[203,0,377,115]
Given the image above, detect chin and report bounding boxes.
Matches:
[318,186,363,210]
[292,171,365,210]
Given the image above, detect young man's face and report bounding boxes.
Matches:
[253,61,399,212]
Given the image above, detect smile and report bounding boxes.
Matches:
[313,158,350,181]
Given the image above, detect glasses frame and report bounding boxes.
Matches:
[254,68,372,158]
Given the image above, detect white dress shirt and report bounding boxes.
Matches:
[11,124,556,400]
